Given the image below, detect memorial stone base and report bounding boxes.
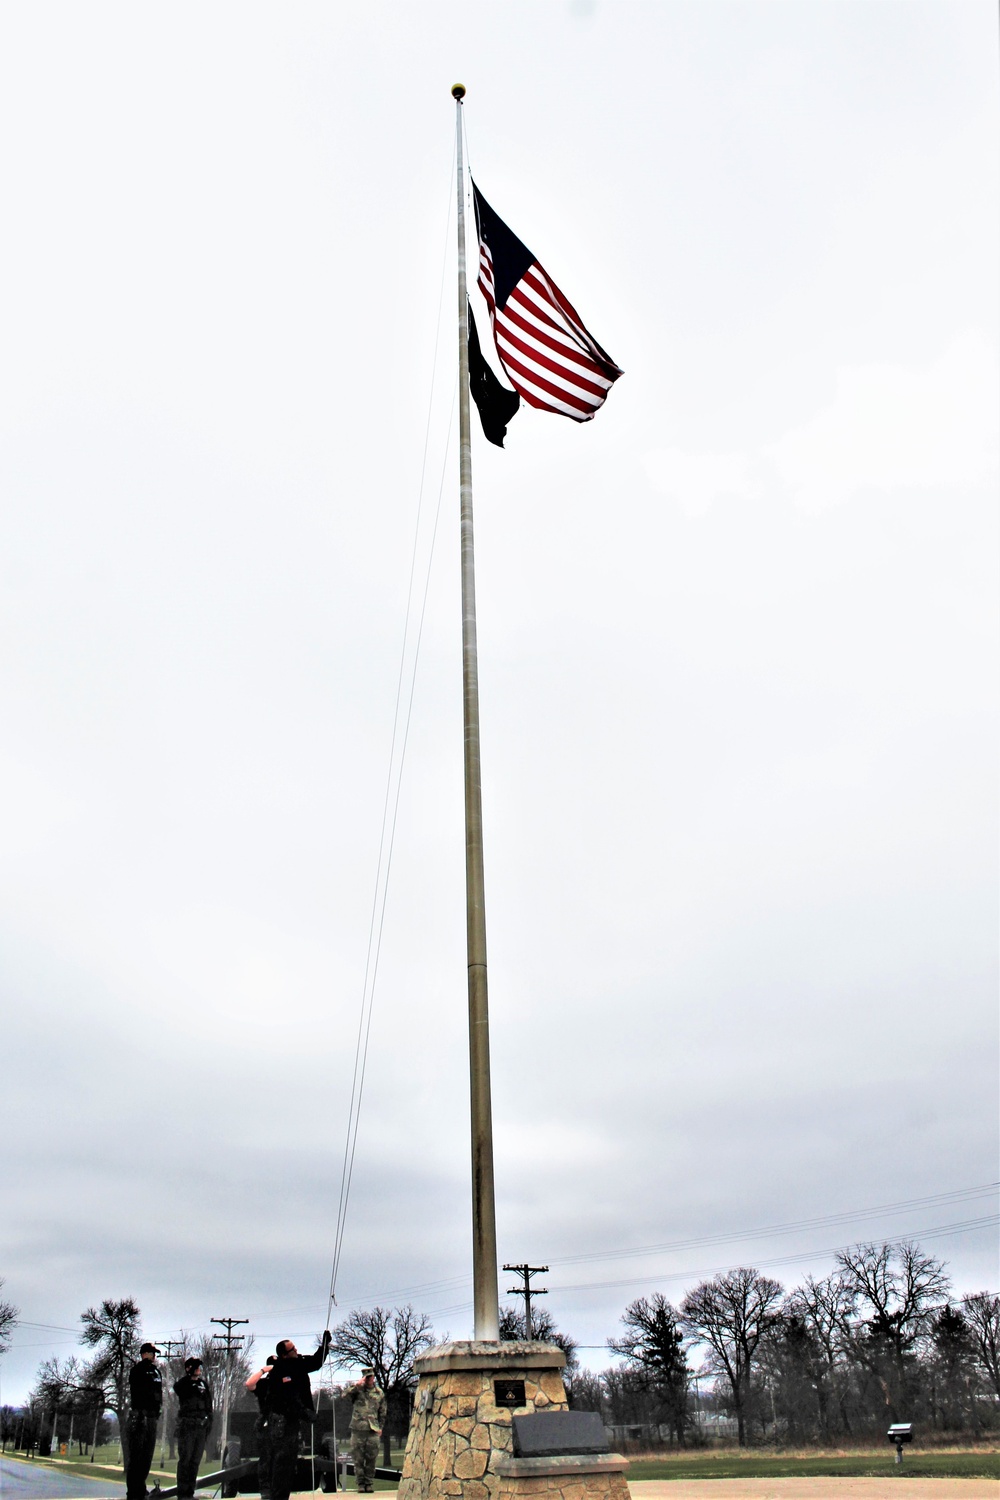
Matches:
[398,1342,629,1500]
[493,1453,630,1500]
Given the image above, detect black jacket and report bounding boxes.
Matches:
[174,1374,213,1424]
[129,1360,163,1416]
[266,1342,329,1419]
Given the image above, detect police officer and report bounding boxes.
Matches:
[266,1332,333,1500]
[245,1355,276,1500]
[173,1357,213,1500]
[347,1368,386,1494]
[126,1342,163,1500]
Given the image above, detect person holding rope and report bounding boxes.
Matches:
[347,1368,386,1494]
[245,1355,276,1500]
[263,1332,332,1500]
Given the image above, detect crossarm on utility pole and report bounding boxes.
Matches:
[503,1264,549,1341]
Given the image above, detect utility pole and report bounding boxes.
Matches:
[503,1264,548,1341]
[210,1317,248,1470]
[158,1340,186,1466]
[84,1387,103,1461]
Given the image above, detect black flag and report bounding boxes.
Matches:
[467,300,520,447]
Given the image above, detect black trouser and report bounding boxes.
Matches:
[126,1411,160,1500]
[267,1413,300,1500]
[176,1418,210,1498]
[255,1416,272,1500]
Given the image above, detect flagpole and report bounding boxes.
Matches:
[452,82,500,1343]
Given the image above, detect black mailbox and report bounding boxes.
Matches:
[888,1423,912,1463]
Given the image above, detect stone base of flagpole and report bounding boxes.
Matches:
[398,1342,629,1500]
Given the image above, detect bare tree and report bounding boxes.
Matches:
[500,1306,578,1374]
[77,1362,115,1456]
[608,1293,689,1442]
[962,1292,1000,1401]
[328,1306,434,1467]
[601,1364,653,1432]
[0,1280,18,1356]
[680,1268,783,1446]
[31,1356,90,1453]
[566,1370,606,1417]
[929,1305,976,1431]
[79,1297,142,1464]
[834,1241,950,1419]
[191,1331,255,1458]
[785,1273,855,1439]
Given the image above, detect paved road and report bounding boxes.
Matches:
[0,1457,125,1500]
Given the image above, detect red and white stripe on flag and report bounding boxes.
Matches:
[477,235,622,423]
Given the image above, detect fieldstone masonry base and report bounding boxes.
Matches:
[495,1455,630,1500]
[398,1342,629,1500]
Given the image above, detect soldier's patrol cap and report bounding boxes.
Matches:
[361,1367,375,1377]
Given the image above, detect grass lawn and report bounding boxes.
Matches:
[625,1449,1000,1481]
[12,1440,995,1490]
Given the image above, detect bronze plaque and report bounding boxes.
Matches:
[493,1379,526,1409]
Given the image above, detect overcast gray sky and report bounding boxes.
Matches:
[1,1,997,1404]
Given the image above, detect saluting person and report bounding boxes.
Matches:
[347,1368,386,1494]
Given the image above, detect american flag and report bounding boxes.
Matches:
[473,183,622,423]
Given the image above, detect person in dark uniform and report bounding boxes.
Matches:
[126,1342,163,1500]
[245,1355,276,1500]
[265,1332,332,1500]
[173,1357,213,1500]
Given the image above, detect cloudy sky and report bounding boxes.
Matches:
[1,1,997,1403]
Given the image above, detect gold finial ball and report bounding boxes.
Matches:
[451,83,466,100]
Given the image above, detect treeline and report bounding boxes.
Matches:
[4,1239,998,1458]
[571,1241,1000,1447]
[7,1298,257,1462]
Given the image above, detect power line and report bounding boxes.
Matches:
[551,1214,1000,1295]
[406,1212,996,1317]
[547,1181,999,1270]
[318,1181,998,1315]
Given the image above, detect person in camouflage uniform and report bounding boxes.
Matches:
[347,1368,386,1493]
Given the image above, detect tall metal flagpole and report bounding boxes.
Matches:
[452,82,499,1342]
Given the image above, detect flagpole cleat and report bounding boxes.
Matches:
[451,83,466,99]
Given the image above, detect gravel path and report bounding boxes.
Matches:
[628,1480,997,1500]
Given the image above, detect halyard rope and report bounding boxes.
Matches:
[327,146,458,1322]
